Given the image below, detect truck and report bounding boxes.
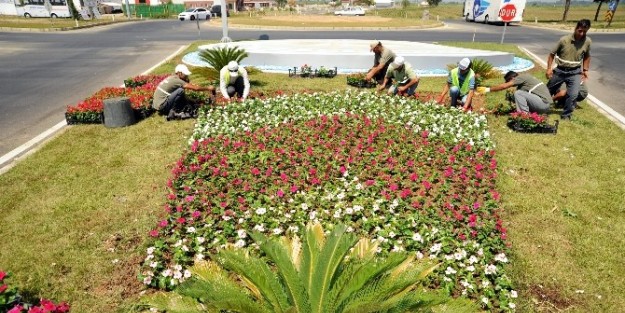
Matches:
[463,0,526,24]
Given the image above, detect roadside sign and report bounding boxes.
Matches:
[499,4,517,22]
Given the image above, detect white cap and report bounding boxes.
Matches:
[227,61,239,72]
[458,58,471,71]
[393,56,405,67]
[369,40,381,51]
[175,64,192,75]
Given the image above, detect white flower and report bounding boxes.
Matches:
[272,228,283,235]
[416,251,424,259]
[162,269,172,277]
[412,233,423,243]
[309,211,317,220]
[237,229,247,238]
[195,253,205,261]
[481,280,491,288]
[510,290,518,298]
[509,303,516,309]
[150,261,158,268]
[494,252,508,263]
[346,226,354,233]
[477,248,484,256]
[481,297,489,304]
[235,239,246,248]
[388,231,396,238]
[430,243,442,254]
[253,224,265,232]
[344,207,353,215]
[187,227,196,233]
[173,271,183,280]
[485,264,497,275]
[149,308,158,313]
[468,255,478,264]
[466,265,475,272]
[147,247,155,255]
[301,203,309,210]
[445,267,457,275]
[336,192,345,200]
[184,270,192,278]
[197,237,205,244]
[256,207,267,215]
[182,245,189,252]
[443,276,452,282]
[454,249,467,260]
[143,276,152,285]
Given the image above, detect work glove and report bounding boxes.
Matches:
[477,87,491,94]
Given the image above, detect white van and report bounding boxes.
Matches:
[463,0,526,24]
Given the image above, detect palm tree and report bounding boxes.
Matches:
[145,224,477,313]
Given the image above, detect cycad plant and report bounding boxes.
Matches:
[198,46,249,71]
[145,224,477,313]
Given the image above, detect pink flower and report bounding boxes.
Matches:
[220,202,228,208]
[8,305,23,313]
[290,185,298,193]
[389,183,398,191]
[0,284,7,293]
[421,130,429,138]
[177,217,186,224]
[28,306,42,313]
[40,299,56,311]
[149,230,159,237]
[167,194,176,200]
[339,165,347,174]
[251,168,261,175]
[309,168,317,175]
[277,189,285,198]
[422,180,432,190]
[0,271,5,281]
[158,220,168,227]
[365,179,375,186]
[185,195,195,202]
[192,211,202,218]
[409,173,419,182]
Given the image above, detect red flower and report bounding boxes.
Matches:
[0,284,7,293]
[0,271,5,281]
[277,189,285,198]
[149,230,159,237]
[177,217,186,224]
[290,185,298,193]
[158,220,168,227]
[251,168,261,175]
[365,179,375,186]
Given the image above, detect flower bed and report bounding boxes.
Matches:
[141,92,517,311]
[0,270,70,313]
[288,65,338,78]
[507,112,558,134]
[64,74,168,125]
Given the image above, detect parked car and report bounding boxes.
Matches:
[178,7,210,21]
[334,6,365,16]
[210,5,230,17]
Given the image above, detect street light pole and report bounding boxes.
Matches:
[220,0,231,42]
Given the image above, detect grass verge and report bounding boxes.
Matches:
[0,42,624,312]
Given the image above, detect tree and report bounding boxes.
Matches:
[275,0,287,8]
[594,0,609,21]
[236,0,244,12]
[561,0,571,21]
[401,0,410,10]
[427,0,442,7]
[145,224,477,313]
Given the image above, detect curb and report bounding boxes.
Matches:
[204,21,445,31]
[0,18,140,32]
[519,22,625,33]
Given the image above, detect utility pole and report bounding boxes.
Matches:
[220,0,231,42]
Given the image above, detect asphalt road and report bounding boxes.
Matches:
[1,19,624,166]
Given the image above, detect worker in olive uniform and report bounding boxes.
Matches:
[377,56,420,97]
[480,71,551,114]
[365,41,396,87]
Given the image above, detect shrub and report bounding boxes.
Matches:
[198,46,249,71]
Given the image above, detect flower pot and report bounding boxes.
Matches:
[507,119,559,134]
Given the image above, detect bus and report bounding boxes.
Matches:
[16,0,79,18]
[463,0,526,24]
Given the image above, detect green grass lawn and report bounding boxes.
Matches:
[0,15,126,29]
[1,41,624,312]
